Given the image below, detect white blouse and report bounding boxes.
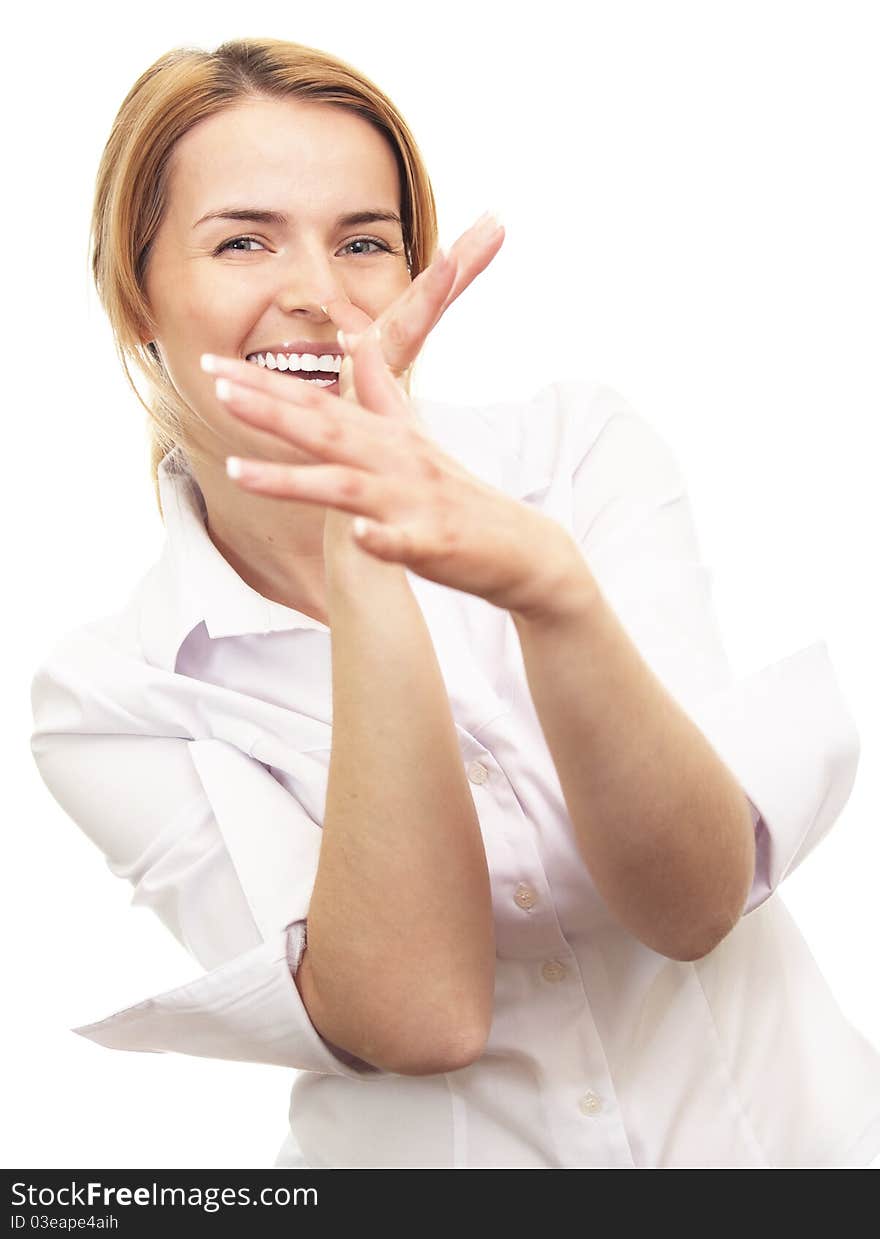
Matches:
[29,378,880,1169]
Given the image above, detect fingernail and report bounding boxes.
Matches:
[200,353,220,373]
[484,209,503,229]
[226,456,242,478]
[339,325,381,352]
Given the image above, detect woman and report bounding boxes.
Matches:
[29,36,880,1169]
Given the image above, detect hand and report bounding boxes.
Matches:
[323,210,505,395]
[208,331,585,618]
[320,210,504,556]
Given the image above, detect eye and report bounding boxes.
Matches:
[215,236,265,254]
[340,237,391,256]
[214,235,394,256]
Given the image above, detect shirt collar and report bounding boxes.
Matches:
[139,442,328,673]
[139,391,552,675]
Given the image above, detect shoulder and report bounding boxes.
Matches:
[29,559,173,739]
[414,379,602,496]
[415,379,679,499]
[31,566,153,675]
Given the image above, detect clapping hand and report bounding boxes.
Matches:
[202,213,586,619]
[322,209,506,401]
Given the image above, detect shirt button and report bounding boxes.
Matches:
[513,882,537,910]
[578,1091,603,1116]
[467,760,489,785]
[541,959,567,982]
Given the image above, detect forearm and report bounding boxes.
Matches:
[302,545,495,1074]
[510,561,756,962]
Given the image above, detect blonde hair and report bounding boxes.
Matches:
[88,37,440,521]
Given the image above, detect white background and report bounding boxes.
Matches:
[5,0,879,1169]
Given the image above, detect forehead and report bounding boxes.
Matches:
[167,98,400,218]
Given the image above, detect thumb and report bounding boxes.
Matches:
[342,325,409,421]
[322,299,372,402]
[337,349,356,403]
[320,297,373,336]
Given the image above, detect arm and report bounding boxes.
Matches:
[297,537,496,1076]
[498,387,778,963]
[27,727,395,1078]
[510,570,756,963]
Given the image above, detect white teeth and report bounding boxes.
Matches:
[246,351,342,373]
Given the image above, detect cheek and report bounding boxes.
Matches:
[354,266,413,315]
[174,282,255,356]
[194,273,242,308]
[170,366,304,460]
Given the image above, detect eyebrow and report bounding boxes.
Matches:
[192,207,403,231]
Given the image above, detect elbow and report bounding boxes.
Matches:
[658,915,733,962]
[349,977,494,1078]
[669,886,751,962]
[301,984,490,1077]
[672,794,757,963]
[377,1002,493,1076]
[390,1022,490,1077]
[671,925,732,962]
[298,944,492,1076]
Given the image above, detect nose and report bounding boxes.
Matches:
[276,246,342,319]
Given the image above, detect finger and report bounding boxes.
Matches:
[373,213,504,374]
[226,457,387,518]
[214,370,404,475]
[346,327,413,424]
[449,209,504,250]
[440,218,505,318]
[202,352,346,403]
[320,295,373,337]
[373,250,458,374]
[337,351,356,404]
[323,212,502,381]
[398,212,504,341]
[351,514,413,564]
[320,297,409,397]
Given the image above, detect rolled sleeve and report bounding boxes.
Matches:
[29,679,386,1078]
[562,382,861,916]
[686,642,860,916]
[69,921,385,1078]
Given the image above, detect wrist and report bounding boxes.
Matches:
[509,540,602,630]
[323,511,411,598]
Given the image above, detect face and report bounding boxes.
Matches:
[141,96,412,470]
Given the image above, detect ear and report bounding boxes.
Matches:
[135,309,157,347]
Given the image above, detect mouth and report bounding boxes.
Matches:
[245,350,341,392]
[277,373,339,391]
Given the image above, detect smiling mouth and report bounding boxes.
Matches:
[283,372,338,386]
[248,364,339,386]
